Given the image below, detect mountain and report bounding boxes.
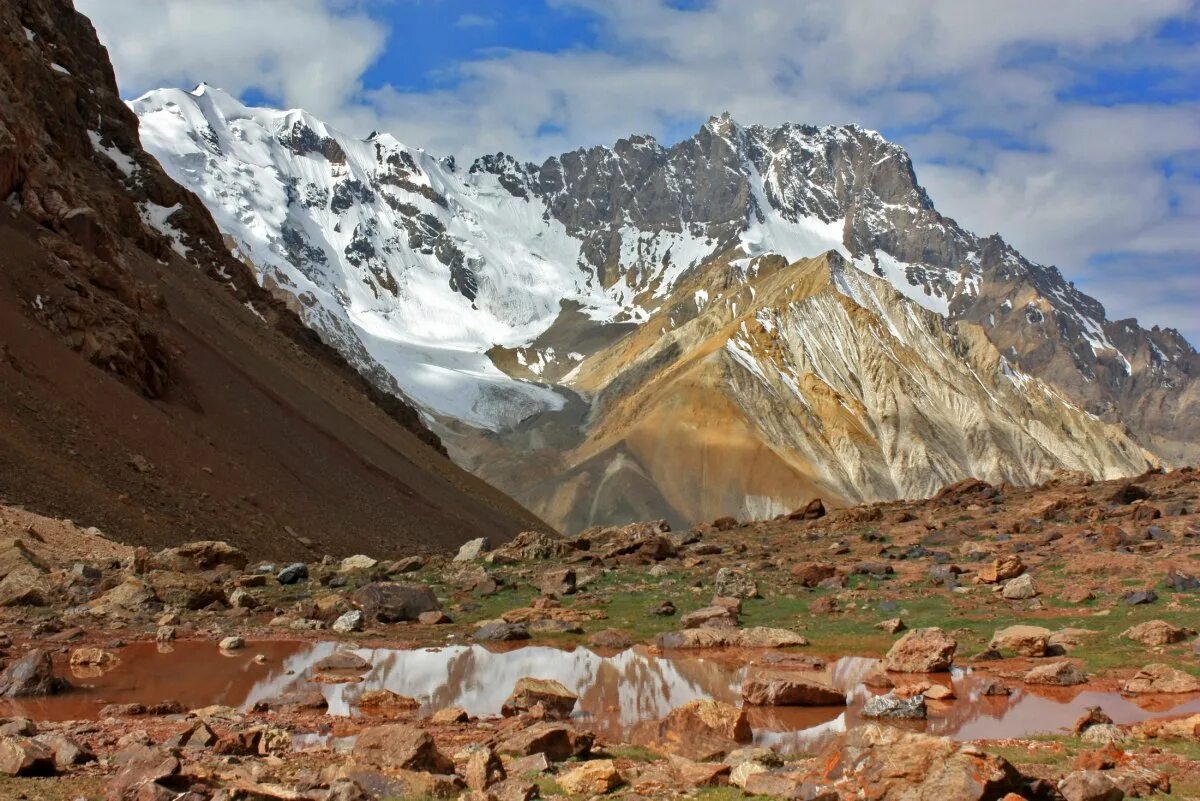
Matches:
[0,0,549,558]
[128,87,1194,530]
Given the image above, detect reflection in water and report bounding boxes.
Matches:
[5,641,1200,755]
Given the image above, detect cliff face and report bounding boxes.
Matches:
[0,0,549,557]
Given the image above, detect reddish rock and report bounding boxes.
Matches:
[0,736,55,776]
[557,759,622,795]
[741,671,845,706]
[790,562,836,587]
[633,699,751,761]
[496,722,593,761]
[884,627,957,673]
[352,724,452,773]
[501,678,578,720]
[1121,663,1200,694]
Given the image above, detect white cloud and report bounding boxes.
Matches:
[76,0,386,121]
[79,0,1200,339]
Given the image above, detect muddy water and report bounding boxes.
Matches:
[5,641,1199,753]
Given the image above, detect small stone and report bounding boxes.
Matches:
[340,554,378,572]
[1123,589,1158,606]
[418,610,452,625]
[1001,573,1037,600]
[713,567,758,599]
[876,617,906,634]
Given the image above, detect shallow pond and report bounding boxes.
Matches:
[6,641,1199,754]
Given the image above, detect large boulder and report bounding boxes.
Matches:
[557,759,622,795]
[0,649,69,697]
[805,724,1024,800]
[1058,770,1125,801]
[1121,620,1191,647]
[501,678,577,720]
[1024,662,1088,686]
[741,671,845,706]
[351,583,440,623]
[1121,664,1200,694]
[352,724,452,773]
[632,699,750,761]
[977,555,1024,584]
[0,736,55,776]
[454,537,490,562]
[496,723,593,761]
[884,627,957,672]
[990,625,1051,657]
[148,541,247,572]
[147,570,224,610]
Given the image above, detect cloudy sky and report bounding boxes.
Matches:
[79,0,1200,341]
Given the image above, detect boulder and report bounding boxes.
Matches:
[741,671,844,706]
[147,571,224,610]
[502,678,578,720]
[458,744,505,791]
[1123,589,1158,606]
[680,605,737,629]
[1001,573,1037,600]
[790,562,836,587]
[1058,770,1125,801]
[738,627,808,648]
[788,498,826,520]
[0,570,51,607]
[1121,663,1200,694]
[105,745,180,800]
[805,724,1023,800]
[454,537,490,562]
[0,649,69,697]
[276,563,309,585]
[474,621,529,642]
[0,540,47,581]
[315,651,371,672]
[351,582,440,623]
[88,577,156,615]
[633,699,750,761]
[0,736,55,776]
[538,568,576,597]
[990,625,1051,657]
[332,610,366,633]
[876,618,906,634]
[1121,620,1190,647]
[352,724,452,773]
[713,568,758,599]
[339,554,378,573]
[654,628,739,649]
[496,722,593,761]
[1024,662,1088,686]
[862,693,927,720]
[557,759,622,795]
[977,555,1025,584]
[149,541,247,572]
[884,627,957,672]
[35,733,95,769]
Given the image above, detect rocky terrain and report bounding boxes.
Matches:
[0,468,1198,799]
[130,81,1196,531]
[0,0,547,559]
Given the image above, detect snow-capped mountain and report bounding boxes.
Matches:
[130,85,1195,530]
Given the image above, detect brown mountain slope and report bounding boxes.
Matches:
[0,0,548,558]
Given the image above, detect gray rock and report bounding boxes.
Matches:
[0,649,69,698]
[277,563,309,585]
[332,610,366,633]
[474,621,530,642]
[351,582,440,623]
[861,693,927,720]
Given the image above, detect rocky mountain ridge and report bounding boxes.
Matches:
[0,0,548,557]
[128,85,1195,530]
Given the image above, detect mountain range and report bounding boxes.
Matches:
[124,85,1196,531]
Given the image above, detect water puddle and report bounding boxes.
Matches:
[5,641,1199,754]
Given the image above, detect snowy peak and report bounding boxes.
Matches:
[129,89,1198,530]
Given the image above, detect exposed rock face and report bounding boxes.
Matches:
[0,0,551,560]
[131,84,1182,532]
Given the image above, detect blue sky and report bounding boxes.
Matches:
[81,0,1200,341]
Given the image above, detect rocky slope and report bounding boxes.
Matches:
[0,0,549,558]
[127,73,1193,531]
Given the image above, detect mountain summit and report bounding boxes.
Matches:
[129,86,1194,529]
